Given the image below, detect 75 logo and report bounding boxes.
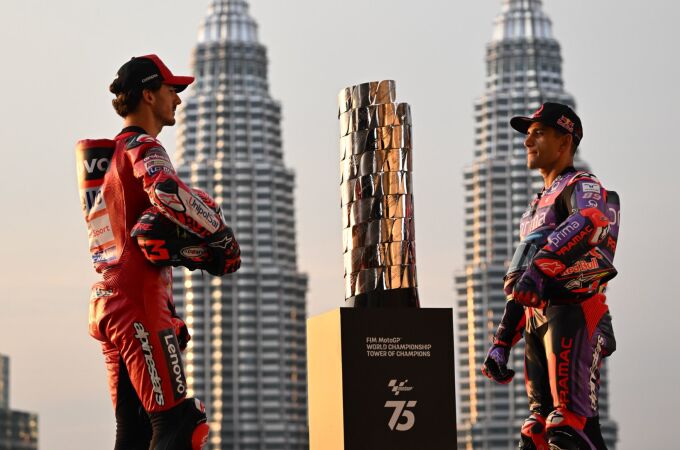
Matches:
[384,400,417,431]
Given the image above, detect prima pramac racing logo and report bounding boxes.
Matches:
[384,379,417,431]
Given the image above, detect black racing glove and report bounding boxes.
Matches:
[205,226,241,276]
[168,302,191,351]
[481,343,515,384]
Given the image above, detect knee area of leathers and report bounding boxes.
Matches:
[519,413,548,450]
[545,409,604,450]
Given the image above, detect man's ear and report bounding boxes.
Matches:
[560,133,573,156]
[141,89,155,105]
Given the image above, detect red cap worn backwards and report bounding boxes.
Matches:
[111,54,195,94]
[510,102,583,145]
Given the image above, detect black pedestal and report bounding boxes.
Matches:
[307,307,456,450]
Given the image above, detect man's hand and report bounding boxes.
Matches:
[172,316,191,351]
[168,301,191,352]
[206,226,241,275]
[512,264,547,308]
[482,344,515,384]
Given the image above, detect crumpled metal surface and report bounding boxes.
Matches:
[342,218,415,252]
[343,241,416,275]
[341,171,412,205]
[341,194,414,229]
[340,147,412,183]
[339,124,412,159]
[339,103,412,137]
[344,264,418,299]
[338,80,418,302]
[337,80,396,115]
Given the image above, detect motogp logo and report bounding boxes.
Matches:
[384,379,417,431]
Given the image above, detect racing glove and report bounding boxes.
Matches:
[482,343,515,384]
[512,264,547,308]
[172,316,191,351]
[168,302,191,351]
[205,225,241,276]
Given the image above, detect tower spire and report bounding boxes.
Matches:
[198,0,259,44]
[492,0,553,42]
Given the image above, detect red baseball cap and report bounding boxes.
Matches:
[111,54,195,93]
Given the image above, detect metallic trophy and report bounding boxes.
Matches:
[338,80,419,307]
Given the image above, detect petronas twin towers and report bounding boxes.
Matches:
[173,1,616,449]
[173,1,308,449]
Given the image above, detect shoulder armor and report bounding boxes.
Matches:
[125,133,161,150]
[568,171,600,186]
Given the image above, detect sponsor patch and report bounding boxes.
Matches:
[548,220,581,248]
[82,157,111,177]
[180,246,208,259]
[535,259,566,277]
[81,186,106,215]
[582,182,601,193]
[520,211,548,238]
[159,328,187,401]
[155,188,186,212]
[144,158,174,174]
[183,192,220,233]
[92,246,117,264]
[143,148,175,176]
[589,335,604,411]
[90,287,114,300]
[87,213,115,250]
[557,115,575,133]
[95,287,113,297]
[561,257,600,276]
[133,322,165,406]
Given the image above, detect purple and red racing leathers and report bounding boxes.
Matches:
[489,167,619,450]
[76,127,223,449]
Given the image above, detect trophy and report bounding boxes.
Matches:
[306,81,455,450]
[338,81,419,307]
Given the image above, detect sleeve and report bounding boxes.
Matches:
[532,174,610,278]
[125,135,223,238]
[493,299,526,347]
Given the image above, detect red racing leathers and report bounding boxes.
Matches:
[77,127,222,428]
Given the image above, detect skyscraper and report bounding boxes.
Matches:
[454,1,617,448]
[0,354,38,450]
[172,1,309,448]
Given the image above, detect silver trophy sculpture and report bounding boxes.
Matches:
[338,80,419,307]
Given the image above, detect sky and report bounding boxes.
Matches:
[0,0,678,448]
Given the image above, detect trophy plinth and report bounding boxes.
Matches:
[307,308,456,450]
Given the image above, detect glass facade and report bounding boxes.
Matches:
[0,355,38,450]
[173,1,308,449]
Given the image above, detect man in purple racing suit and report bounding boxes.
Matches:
[481,103,619,450]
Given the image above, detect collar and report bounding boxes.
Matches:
[560,165,577,176]
[117,126,148,138]
[537,166,578,199]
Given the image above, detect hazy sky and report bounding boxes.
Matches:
[0,0,678,448]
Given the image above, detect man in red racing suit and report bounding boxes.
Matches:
[76,54,233,449]
[481,103,618,450]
